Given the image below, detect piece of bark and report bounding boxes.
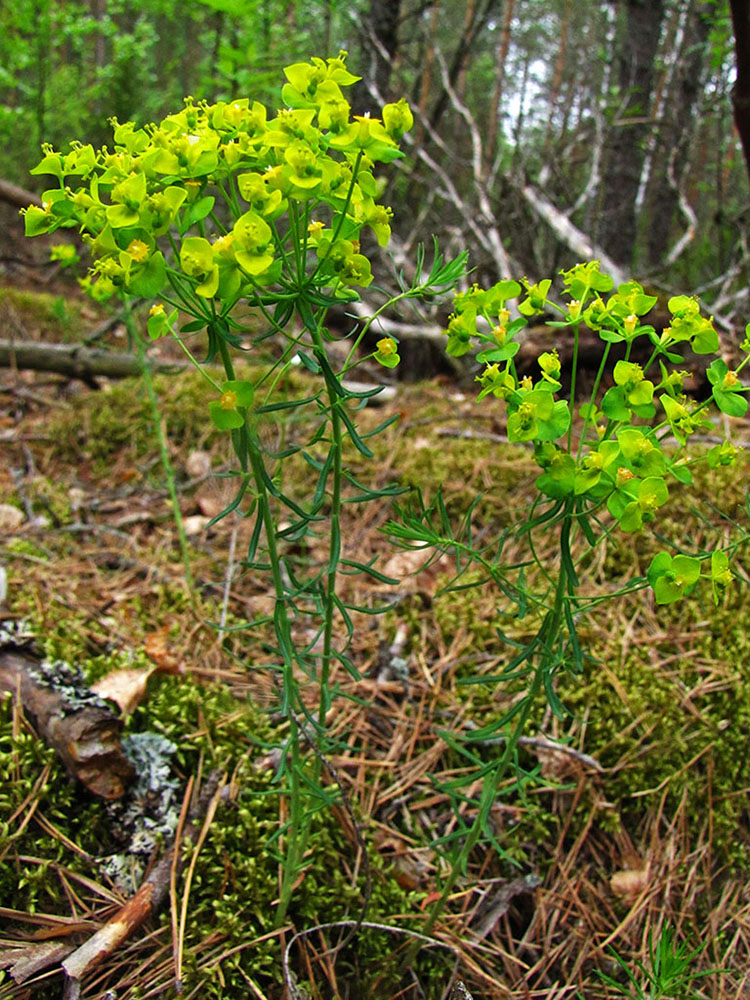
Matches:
[0,339,186,385]
[0,641,134,799]
[0,940,75,984]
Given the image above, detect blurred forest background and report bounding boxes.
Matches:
[1,0,747,333]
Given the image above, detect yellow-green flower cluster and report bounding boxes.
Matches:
[23,53,412,303]
[443,262,746,555]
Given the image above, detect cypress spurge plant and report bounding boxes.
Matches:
[387,261,749,937]
[23,54,467,926]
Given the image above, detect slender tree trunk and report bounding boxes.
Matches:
[597,0,666,268]
[484,0,514,176]
[455,0,477,107]
[353,0,402,109]
[34,0,52,151]
[428,0,499,133]
[644,0,712,268]
[414,0,440,147]
[730,0,750,185]
[543,0,573,153]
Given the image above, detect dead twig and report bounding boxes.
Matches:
[61,771,224,1000]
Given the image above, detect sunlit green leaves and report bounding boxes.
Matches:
[667,294,719,353]
[707,358,748,417]
[647,552,701,604]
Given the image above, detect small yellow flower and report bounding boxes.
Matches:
[723,369,740,388]
[623,314,638,336]
[126,239,149,262]
[616,467,635,487]
[220,390,238,411]
[149,303,165,317]
[568,300,581,320]
[376,337,397,357]
[307,220,325,237]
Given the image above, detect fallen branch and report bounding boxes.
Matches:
[0,178,41,210]
[521,184,628,287]
[0,634,135,799]
[0,339,186,384]
[61,772,224,1000]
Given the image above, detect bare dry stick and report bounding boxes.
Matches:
[0,339,186,383]
[61,772,224,1000]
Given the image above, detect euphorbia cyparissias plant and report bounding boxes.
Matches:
[23,54,468,928]
[385,264,748,946]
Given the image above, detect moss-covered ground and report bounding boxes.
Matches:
[1,286,749,999]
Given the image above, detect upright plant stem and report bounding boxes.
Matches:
[129,310,195,595]
[215,330,304,925]
[314,349,343,734]
[273,323,346,924]
[417,504,574,946]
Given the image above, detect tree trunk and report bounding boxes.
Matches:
[484,0,515,176]
[643,0,712,269]
[414,1,440,147]
[730,0,750,185]
[353,0,402,109]
[428,0,499,133]
[597,0,666,268]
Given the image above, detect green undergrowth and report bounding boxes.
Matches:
[0,285,90,343]
[4,357,750,994]
[0,644,439,998]
[43,371,221,472]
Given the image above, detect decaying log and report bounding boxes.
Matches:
[0,628,134,799]
[0,339,186,385]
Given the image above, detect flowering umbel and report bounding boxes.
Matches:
[22,52,412,307]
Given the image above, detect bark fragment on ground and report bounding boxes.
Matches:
[0,624,134,799]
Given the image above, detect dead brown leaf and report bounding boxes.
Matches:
[91,665,157,716]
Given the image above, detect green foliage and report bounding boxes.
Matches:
[439,260,748,600]
[597,925,718,1000]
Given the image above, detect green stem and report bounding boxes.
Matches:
[567,324,580,452]
[171,333,223,392]
[576,340,612,460]
[317,372,343,733]
[128,307,195,594]
[244,436,302,926]
[416,504,574,946]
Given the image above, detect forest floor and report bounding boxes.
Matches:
[2,203,750,1000]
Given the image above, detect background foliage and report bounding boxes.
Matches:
[2,0,748,332]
